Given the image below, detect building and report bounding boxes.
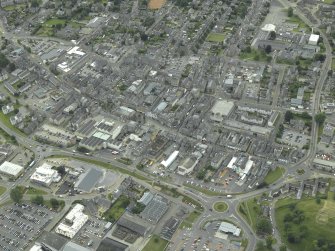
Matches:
[218,222,241,236]
[141,195,169,223]
[55,204,88,239]
[62,241,91,251]
[227,155,254,180]
[30,163,61,187]
[138,192,154,206]
[210,100,235,122]
[261,23,276,32]
[161,150,179,168]
[74,167,103,193]
[0,161,24,178]
[308,34,319,45]
[268,111,280,127]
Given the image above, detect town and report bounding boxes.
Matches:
[0,0,335,251]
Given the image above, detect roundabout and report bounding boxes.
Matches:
[213,201,228,212]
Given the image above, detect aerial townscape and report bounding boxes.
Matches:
[0,0,335,251]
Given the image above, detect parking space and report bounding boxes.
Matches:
[72,217,106,250]
[281,130,310,147]
[0,203,56,251]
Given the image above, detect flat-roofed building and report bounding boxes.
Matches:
[218,222,241,236]
[210,100,235,122]
[30,163,61,187]
[55,204,88,239]
[0,161,24,178]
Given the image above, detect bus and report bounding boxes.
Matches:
[28,160,35,168]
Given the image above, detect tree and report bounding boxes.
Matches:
[315,113,326,125]
[50,198,60,209]
[10,186,24,203]
[56,166,66,176]
[31,195,44,205]
[266,236,273,249]
[284,110,294,122]
[280,245,287,251]
[269,31,276,40]
[288,7,293,17]
[0,53,9,69]
[265,45,272,54]
[256,217,272,235]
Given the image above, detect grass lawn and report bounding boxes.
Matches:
[286,15,310,32]
[0,186,6,196]
[275,195,335,251]
[332,58,335,70]
[26,187,48,195]
[44,18,66,26]
[206,33,225,42]
[103,195,130,222]
[239,196,269,231]
[323,0,335,4]
[264,167,285,185]
[0,112,25,136]
[142,235,168,251]
[179,210,201,229]
[240,49,271,62]
[3,4,27,11]
[213,201,228,212]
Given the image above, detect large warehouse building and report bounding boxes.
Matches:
[0,161,24,178]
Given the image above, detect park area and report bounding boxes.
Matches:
[103,195,130,222]
[275,192,335,251]
[179,210,201,229]
[148,0,166,9]
[263,167,285,185]
[206,33,225,42]
[142,235,168,251]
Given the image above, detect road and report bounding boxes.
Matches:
[0,2,333,251]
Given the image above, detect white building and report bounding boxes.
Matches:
[30,163,61,187]
[0,161,24,178]
[161,150,179,168]
[219,222,241,236]
[308,34,319,45]
[55,204,88,239]
[227,156,254,180]
[261,23,276,32]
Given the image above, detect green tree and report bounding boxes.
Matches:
[269,31,276,40]
[256,217,272,235]
[31,195,44,205]
[284,111,294,122]
[50,198,60,209]
[288,7,293,17]
[315,113,326,125]
[280,245,287,251]
[266,235,273,249]
[10,186,24,203]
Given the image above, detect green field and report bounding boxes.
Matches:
[239,198,260,230]
[332,58,335,70]
[0,186,6,196]
[323,0,335,4]
[275,195,335,251]
[264,167,285,185]
[103,195,130,222]
[286,15,310,32]
[3,4,27,11]
[179,210,201,229]
[240,48,271,62]
[142,235,168,251]
[206,33,225,42]
[213,201,228,212]
[0,112,25,136]
[26,187,48,195]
